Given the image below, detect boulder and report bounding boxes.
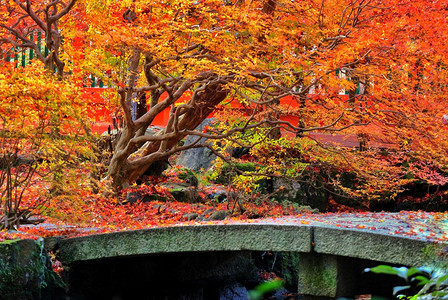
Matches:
[182,213,199,221]
[126,182,203,204]
[196,209,230,221]
[0,154,42,170]
[125,191,166,203]
[207,210,230,221]
[272,178,327,212]
[176,118,217,172]
[160,182,202,203]
[176,168,199,187]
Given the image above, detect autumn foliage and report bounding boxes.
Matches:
[74,0,448,200]
[1,0,448,230]
[0,62,93,229]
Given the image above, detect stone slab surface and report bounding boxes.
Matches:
[56,224,312,264]
[298,253,339,297]
[254,211,448,243]
[43,212,448,266]
[312,226,430,266]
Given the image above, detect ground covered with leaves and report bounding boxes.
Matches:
[0,166,314,241]
[1,165,448,245]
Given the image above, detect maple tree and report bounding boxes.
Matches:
[1,0,448,210]
[0,0,94,229]
[2,5,448,294]
[80,0,364,190]
[78,0,448,204]
[0,62,93,229]
[0,0,76,78]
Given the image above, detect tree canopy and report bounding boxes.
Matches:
[1,0,448,207]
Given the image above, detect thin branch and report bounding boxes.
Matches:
[48,0,77,22]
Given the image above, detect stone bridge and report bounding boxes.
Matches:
[45,213,448,298]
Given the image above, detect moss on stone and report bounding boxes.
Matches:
[0,238,65,300]
[298,253,338,297]
[0,238,21,245]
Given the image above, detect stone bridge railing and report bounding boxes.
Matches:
[45,219,446,298]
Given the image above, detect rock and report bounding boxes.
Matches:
[141,127,168,177]
[160,183,202,203]
[218,282,248,300]
[206,210,230,221]
[145,126,162,136]
[207,192,228,203]
[0,154,41,170]
[213,162,258,185]
[101,126,162,137]
[15,154,40,166]
[185,175,199,187]
[196,208,214,221]
[272,179,302,200]
[152,204,162,210]
[125,191,141,203]
[176,169,199,187]
[0,238,64,300]
[182,213,199,221]
[176,118,217,172]
[125,191,166,203]
[170,189,200,203]
[142,159,169,177]
[203,208,215,215]
[272,178,327,212]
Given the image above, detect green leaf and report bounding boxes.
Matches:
[248,279,284,300]
[406,267,423,278]
[431,290,448,297]
[365,265,401,276]
[436,274,448,289]
[413,275,430,286]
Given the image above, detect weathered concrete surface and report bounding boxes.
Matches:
[0,238,45,299]
[54,224,312,264]
[298,253,339,297]
[50,220,444,267]
[41,213,447,298]
[313,226,430,266]
[50,218,444,266]
[0,238,64,300]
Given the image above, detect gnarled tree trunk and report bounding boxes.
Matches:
[107,82,228,190]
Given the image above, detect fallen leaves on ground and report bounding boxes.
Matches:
[0,171,447,245]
